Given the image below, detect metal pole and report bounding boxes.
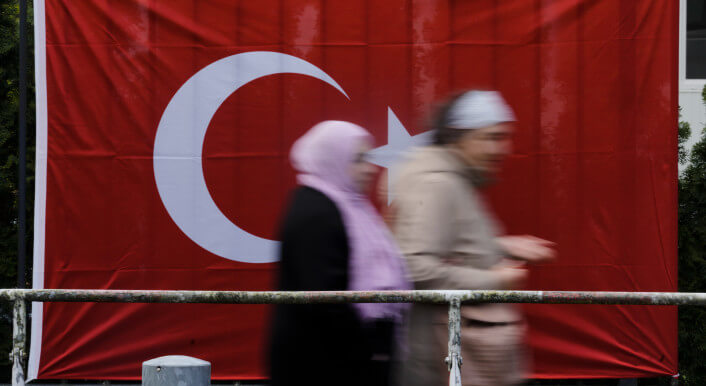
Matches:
[2,289,706,306]
[671,374,680,386]
[142,356,211,386]
[14,9,28,382]
[17,0,28,289]
[12,300,26,386]
[446,297,462,386]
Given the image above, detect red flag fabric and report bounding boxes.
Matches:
[30,0,678,380]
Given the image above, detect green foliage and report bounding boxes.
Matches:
[679,107,691,164]
[677,84,706,385]
[0,0,34,380]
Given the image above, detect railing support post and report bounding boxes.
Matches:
[671,373,680,386]
[446,297,462,386]
[12,299,26,386]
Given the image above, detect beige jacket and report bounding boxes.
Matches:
[393,146,524,386]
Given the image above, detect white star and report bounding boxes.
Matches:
[369,108,433,203]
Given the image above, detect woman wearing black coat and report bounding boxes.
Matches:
[268,121,410,386]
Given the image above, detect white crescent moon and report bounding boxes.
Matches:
[153,51,349,263]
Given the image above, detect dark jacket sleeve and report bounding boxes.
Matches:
[276,186,351,292]
[270,187,400,386]
[270,187,370,386]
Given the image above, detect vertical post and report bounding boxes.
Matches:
[12,300,27,386]
[142,356,210,386]
[671,374,680,386]
[15,7,28,379]
[17,0,28,289]
[446,297,462,386]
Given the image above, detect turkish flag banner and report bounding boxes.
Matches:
[31,0,678,380]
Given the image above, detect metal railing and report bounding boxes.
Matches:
[3,289,705,386]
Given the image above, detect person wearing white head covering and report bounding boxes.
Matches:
[446,90,517,129]
[392,90,556,386]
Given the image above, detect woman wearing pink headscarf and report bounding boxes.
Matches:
[268,121,410,386]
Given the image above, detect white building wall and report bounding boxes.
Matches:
[680,88,705,152]
[680,0,706,171]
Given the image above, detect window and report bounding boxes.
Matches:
[687,0,706,79]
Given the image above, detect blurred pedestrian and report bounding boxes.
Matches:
[392,91,556,386]
[268,120,411,386]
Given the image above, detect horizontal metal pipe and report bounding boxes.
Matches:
[0,289,704,305]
